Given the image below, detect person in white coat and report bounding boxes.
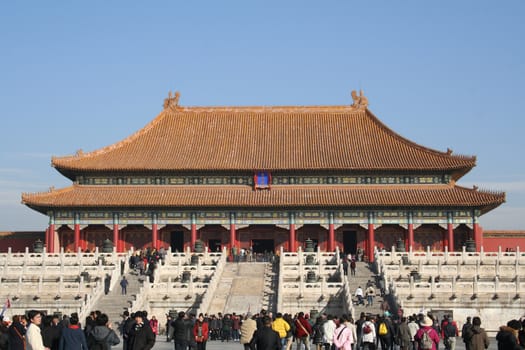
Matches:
[361,316,376,350]
[322,315,337,350]
[26,310,49,350]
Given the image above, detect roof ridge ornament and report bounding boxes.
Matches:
[163,90,181,110]
[351,90,368,109]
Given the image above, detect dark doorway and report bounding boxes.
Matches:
[252,239,274,253]
[343,231,357,255]
[208,239,222,252]
[170,231,184,252]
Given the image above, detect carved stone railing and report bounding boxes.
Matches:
[197,247,227,315]
[375,245,525,271]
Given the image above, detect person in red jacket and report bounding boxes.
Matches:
[294,312,313,350]
[193,314,209,350]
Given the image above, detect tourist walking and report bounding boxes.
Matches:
[441,315,458,350]
[462,316,488,350]
[171,312,188,350]
[8,315,26,350]
[407,316,419,350]
[496,319,521,350]
[193,313,209,350]
[149,316,159,338]
[249,316,281,350]
[350,259,356,276]
[461,317,472,350]
[104,274,111,295]
[240,313,257,350]
[365,285,375,307]
[333,315,353,350]
[355,286,364,305]
[361,315,376,350]
[42,314,61,350]
[128,312,155,350]
[311,317,324,350]
[294,312,312,350]
[272,313,291,348]
[396,317,412,350]
[120,276,129,295]
[87,313,120,349]
[413,316,440,350]
[59,313,88,350]
[26,310,49,350]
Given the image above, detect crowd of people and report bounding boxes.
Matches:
[1,308,525,350]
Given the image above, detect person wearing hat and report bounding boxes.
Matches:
[496,319,521,350]
[413,316,440,350]
[128,312,155,350]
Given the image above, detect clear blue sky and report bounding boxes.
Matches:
[1,1,524,231]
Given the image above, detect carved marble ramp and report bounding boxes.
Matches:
[207,262,267,315]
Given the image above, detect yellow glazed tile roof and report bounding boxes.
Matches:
[22,184,504,214]
[51,104,475,178]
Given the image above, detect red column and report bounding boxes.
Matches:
[152,223,158,250]
[367,223,375,263]
[113,224,119,253]
[191,224,197,249]
[49,223,55,253]
[74,224,80,252]
[190,213,197,249]
[289,224,296,252]
[80,230,86,251]
[407,224,414,251]
[474,223,482,252]
[442,230,449,252]
[328,224,335,252]
[447,223,454,251]
[45,227,49,251]
[230,223,236,250]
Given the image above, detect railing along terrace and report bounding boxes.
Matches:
[197,247,227,315]
[379,259,525,282]
[278,246,345,306]
[0,247,128,267]
[164,246,222,266]
[375,245,525,268]
[387,274,525,301]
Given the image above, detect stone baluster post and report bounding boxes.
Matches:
[79,276,84,294]
[59,276,63,295]
[38,276,43,294]
[18,276,22,295]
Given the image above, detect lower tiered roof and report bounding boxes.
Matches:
[22,183,504,214]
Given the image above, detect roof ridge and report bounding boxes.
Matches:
[364,109,476,163]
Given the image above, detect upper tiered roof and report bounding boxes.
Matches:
[51,92,476,180]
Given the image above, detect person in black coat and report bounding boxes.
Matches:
[250,316,281,350]
[7,315,26,350]
[496,319,522,350]
[171,311,188,350]
[128,312,155,350]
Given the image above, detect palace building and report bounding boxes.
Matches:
[22,91,505,261]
